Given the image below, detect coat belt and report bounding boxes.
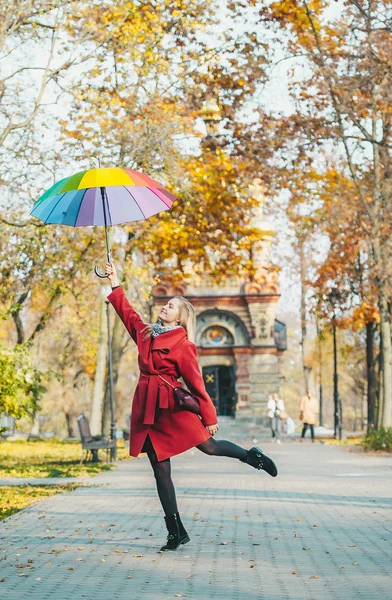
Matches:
[139,370,178,425]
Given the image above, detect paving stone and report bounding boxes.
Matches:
[0,418,391,599]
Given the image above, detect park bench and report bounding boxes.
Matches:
[77,414,116,463]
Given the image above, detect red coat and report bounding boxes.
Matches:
[107,287,217,461]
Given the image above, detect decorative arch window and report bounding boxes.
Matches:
[200,325,234,347]
[196,310,249,347]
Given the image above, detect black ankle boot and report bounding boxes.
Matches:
[160,514,182,551]
[176,512,190,545]
[243,446,278,477]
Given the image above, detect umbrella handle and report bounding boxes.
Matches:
[94,265,109,278]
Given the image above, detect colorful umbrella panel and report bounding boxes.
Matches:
[30,167,176,227]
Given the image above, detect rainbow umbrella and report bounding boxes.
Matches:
[30,167,176,277]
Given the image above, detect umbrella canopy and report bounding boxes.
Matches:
[30,167,176,226]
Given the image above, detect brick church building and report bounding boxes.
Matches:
[152,195,286,421]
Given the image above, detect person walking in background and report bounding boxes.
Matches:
[300,390,319,443]
[267,393,286,444]
[104,262,278,552]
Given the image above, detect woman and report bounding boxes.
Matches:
[300,390,319,443]
[267,393,285,443]
[105,262,278,552]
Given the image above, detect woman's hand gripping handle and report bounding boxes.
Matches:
[105,262,120,288]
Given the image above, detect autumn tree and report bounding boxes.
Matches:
[235,0,392,427]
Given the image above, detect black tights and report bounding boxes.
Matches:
[301,423,315,440]
[143,436,247,516]
[143,437,178,516]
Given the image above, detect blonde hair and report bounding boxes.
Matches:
[143,295,196,342]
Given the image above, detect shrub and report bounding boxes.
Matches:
[0,342,47,420]
[362,427,392,452]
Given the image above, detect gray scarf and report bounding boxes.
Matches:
[151,320,182,338]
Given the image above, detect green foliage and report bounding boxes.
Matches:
[0,343,47,420]
[0,484,80,521]
[0,438,131,478]
[362,428,392,453]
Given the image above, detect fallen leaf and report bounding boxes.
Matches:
[353,562,359,566]
[297,518,303,522]
[16,564,30,568]
[67,568,74,571]
[309,575,319,579]
[127,575,133,579]
[77,547,85,551]
[273,537,278,540]
[0,579,8,582]
[249,565,255,569]
[35,578,41,581]
[132,554,144,558]
[313,525,318,528]
[302,547,310,551]
[220,542,228,545]
[348,544,357,548]
[292,571,297,575]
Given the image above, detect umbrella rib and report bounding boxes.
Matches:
[43,192,67,223]
[124,186,147,219]
[104,187,113,226]
[73,189,88,226]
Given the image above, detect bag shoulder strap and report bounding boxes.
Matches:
[157,373,177,390]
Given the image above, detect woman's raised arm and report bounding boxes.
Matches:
[105,262,146,344]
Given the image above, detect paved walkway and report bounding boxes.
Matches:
[0,418,391,600]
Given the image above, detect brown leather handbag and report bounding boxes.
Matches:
[158,374,200,415]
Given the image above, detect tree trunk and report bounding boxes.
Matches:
[299,240,309,393]
[377,322,384,429]
[29,411,40,438]
[379,292,392,427]
[102,311,125,436]
[366,321,377,431]
[64,411,74,438]
[90,293,108,436]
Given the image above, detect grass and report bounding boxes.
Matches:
[0,484,80,521]
[318,437,364,446]
[0,438,131,479]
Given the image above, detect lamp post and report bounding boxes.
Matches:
[105,299,117,458]
[316,317,324,427]
[329,290,340,440]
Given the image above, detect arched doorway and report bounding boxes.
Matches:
[202,365,236,417]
